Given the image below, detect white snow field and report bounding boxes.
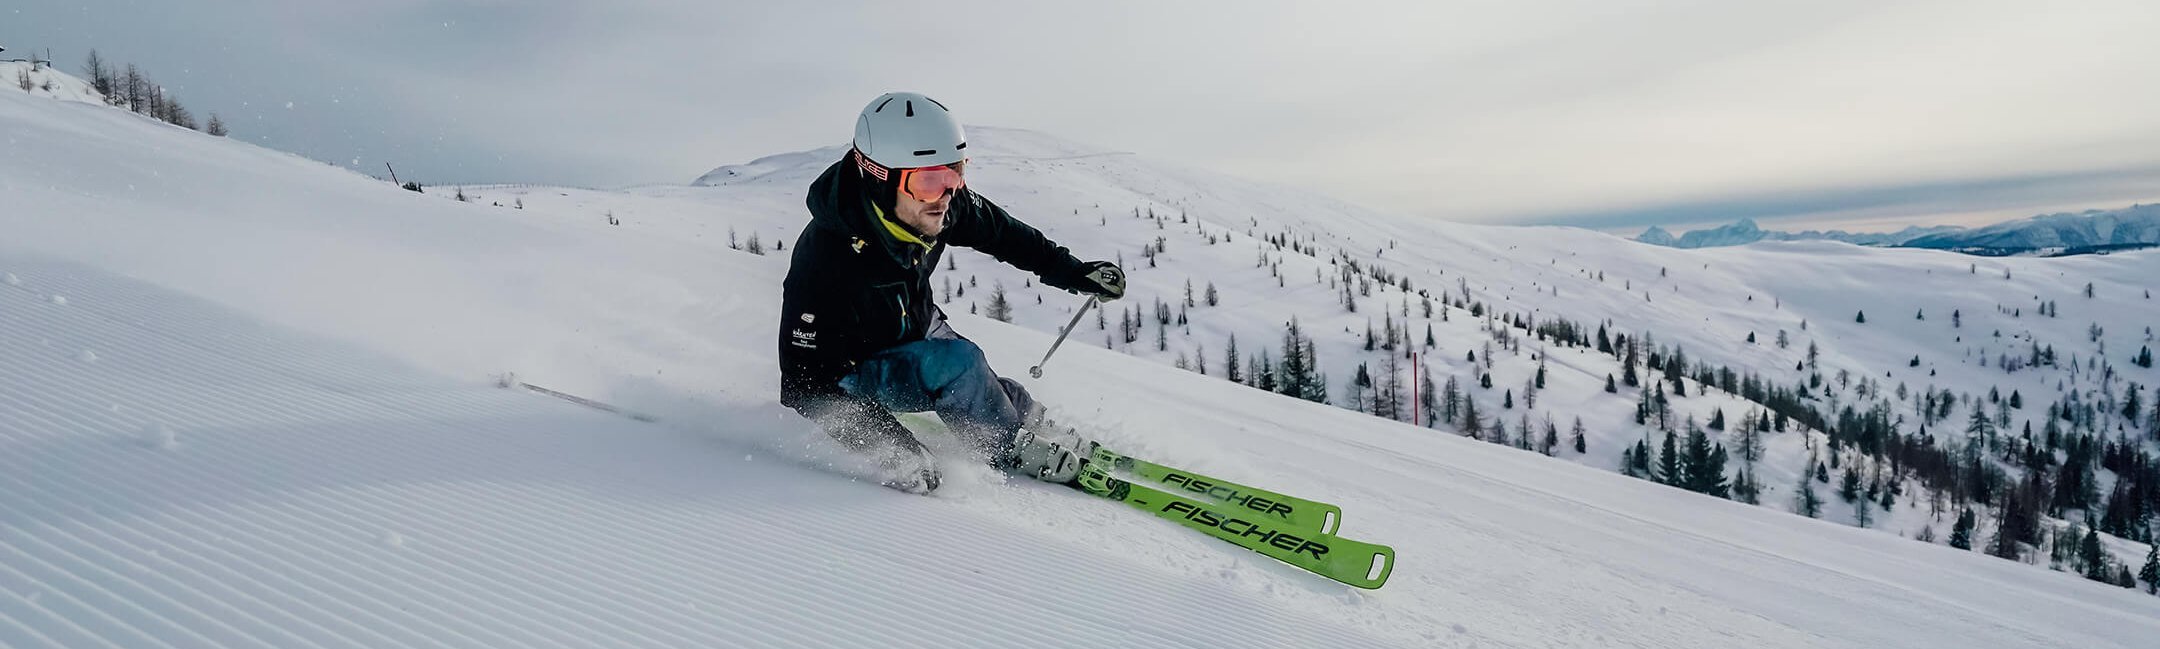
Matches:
[6,81,2160,647]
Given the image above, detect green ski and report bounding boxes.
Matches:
[1089,444,1344,536]
[1074,463,1395,590]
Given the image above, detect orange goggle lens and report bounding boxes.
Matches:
[898,162,966,202]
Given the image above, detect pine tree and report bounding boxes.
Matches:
[2124,384,2144,426]
[1737,465,1766,504]
[1278,319,1310,398]
[2080,526,2108,582]
[1299,336,1327,404]
[1965,406,1994,444]
[2139,544,2158,594]
[1460,397,1484,439]
[1949,509,1975,550]
[1347,363,1371,413]
[1224,334,1242,384]
[1571,417,1587,453]
[1655,430,1680,486]
[1502,389,1514,409]
[1838,466,1862,502]
[1795,470,1823,518]
[986,283,1013,322]
[1680,421,1728,496]
[1419,369,1439,427]
[1605,374,1618,393]
[1704,445,1730,497]
[1855,311,1867,324]
[1442,375,1462,425]
[1204,281,1218,306]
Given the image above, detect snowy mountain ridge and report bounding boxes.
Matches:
[1634,205,2160,253]
[7,67,2160,648]
[1637,217,1961,249]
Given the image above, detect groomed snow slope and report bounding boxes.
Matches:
[6,87,2160,647]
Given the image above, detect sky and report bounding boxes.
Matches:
[8,0,2160,232]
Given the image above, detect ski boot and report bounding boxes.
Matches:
[999,416,1096,484]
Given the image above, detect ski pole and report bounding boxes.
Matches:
[1030,297,1099,378]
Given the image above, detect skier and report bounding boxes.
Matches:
[778,92,1126,494]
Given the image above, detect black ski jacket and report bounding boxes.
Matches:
[778,154,1085,435]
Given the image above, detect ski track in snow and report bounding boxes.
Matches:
[0,256,1395,648]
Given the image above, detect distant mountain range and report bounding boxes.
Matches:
[1635,204,2160,256]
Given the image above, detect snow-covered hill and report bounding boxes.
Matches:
[2,60,105,106]
[6,71,2160,647]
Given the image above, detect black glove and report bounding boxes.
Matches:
[1046,260,1125,301]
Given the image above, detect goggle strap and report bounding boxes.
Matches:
[854,149,891,182]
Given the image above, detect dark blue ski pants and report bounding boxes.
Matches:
[838,322,1035,453]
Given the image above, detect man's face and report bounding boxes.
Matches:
[893,179,951,238]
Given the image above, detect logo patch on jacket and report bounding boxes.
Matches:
[851,237,867,253]
[800,313,816,324]
[790,328,818,349]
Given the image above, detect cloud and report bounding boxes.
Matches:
[8,0,2158,227]
[1523,164,2160,231]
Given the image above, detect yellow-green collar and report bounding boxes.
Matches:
[872,202,932,249]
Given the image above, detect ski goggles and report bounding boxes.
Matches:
[897,161,967,202]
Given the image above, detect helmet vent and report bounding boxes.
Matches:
[912,149,937,156]
[875,96,896,112]
[905,101,915,117]
[955,142,967,150]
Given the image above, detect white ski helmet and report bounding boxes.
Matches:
[853,91,967,171]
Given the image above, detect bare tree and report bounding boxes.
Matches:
[206,113,228,136]
[83,49,116,101]
[123,64,148,113]
[164,93,197,129]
